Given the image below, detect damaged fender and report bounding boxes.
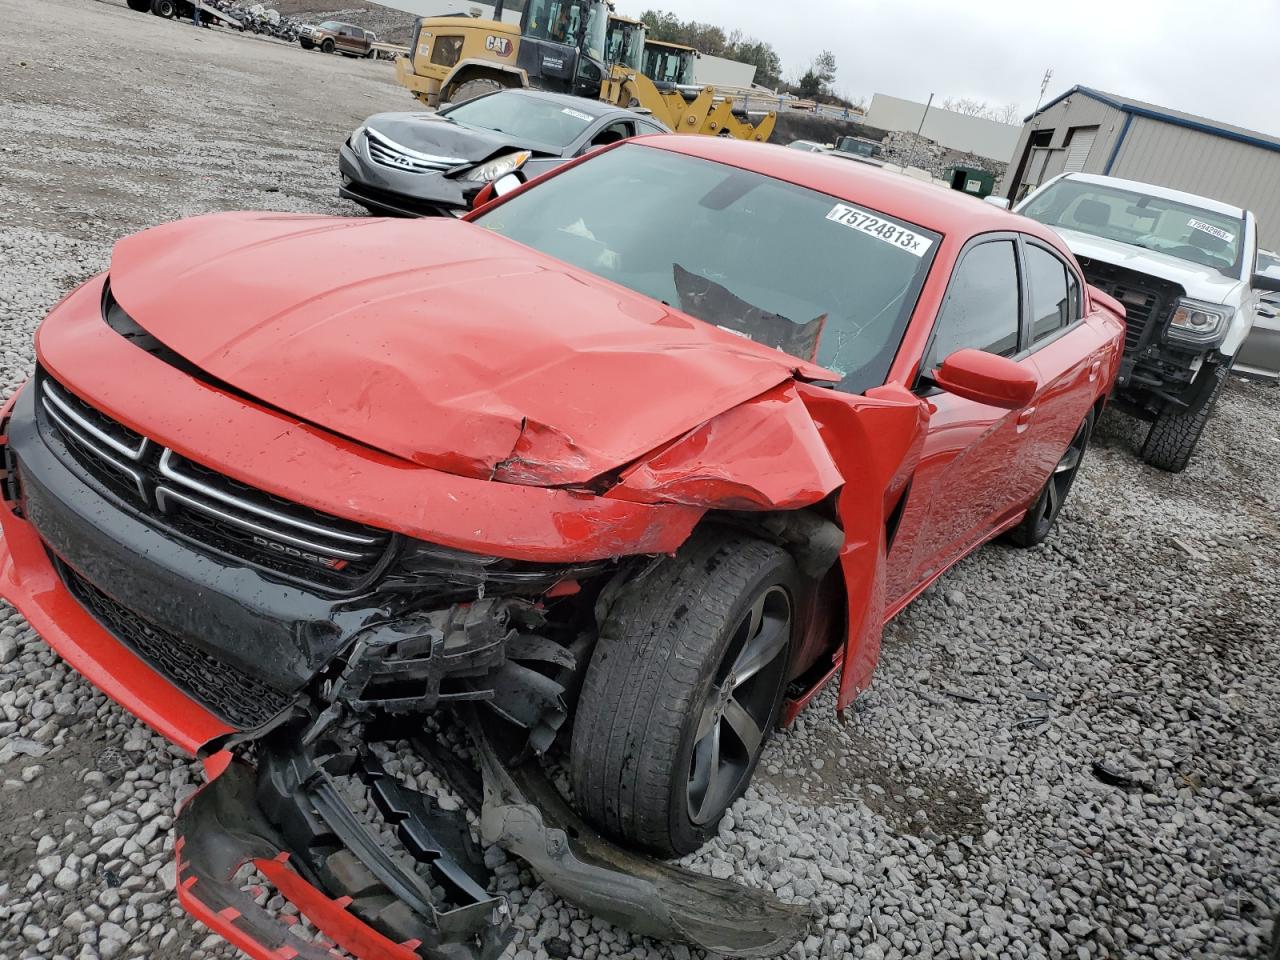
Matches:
[797,382,929,709]
[610,377,930,712]
[610,381,844,510]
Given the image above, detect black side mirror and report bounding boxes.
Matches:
[1252,272,1280,293]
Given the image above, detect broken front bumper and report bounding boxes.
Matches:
[175,716,811,960]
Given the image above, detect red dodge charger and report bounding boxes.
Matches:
[0,137,1123,958]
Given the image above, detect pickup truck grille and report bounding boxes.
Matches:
[38,372,393,594]
[1078,258,1182,355]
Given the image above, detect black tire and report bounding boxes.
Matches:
[126,0,151,11]
[299,38,314,49]
[1005,409,1094,548]
[320,37,335,53]
[1140,362,1229,473]
[446,77,505,104]
[570,529,799,857]
[366,48,378,59]
[150,0,176,16]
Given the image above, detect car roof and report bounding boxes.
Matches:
[1057,172,1246,218]
[641,137,1053,244]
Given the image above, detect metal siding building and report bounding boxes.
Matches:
[866,94,1022,162]
[1001,87,1280,248]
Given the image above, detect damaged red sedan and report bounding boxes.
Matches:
[0,137,1123,959]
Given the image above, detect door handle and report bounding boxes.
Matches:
[1088,360,1102,382]
[1016,406,1036,431]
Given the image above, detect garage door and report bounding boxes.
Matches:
[1064,127,1098,173]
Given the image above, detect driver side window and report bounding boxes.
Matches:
[925,239,1021,373]
[588,120,635,149]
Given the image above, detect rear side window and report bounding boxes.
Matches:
[1026,244,1072,342]
[927,240,1021,368]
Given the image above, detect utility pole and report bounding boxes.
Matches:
[1031,68,1053,123]
[903,92,933,170]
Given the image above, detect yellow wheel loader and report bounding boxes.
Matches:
[394,1,775,141]
[600,37,775,142]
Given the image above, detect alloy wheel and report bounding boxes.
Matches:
[687,585,791,825]
[1035,419,1089,529]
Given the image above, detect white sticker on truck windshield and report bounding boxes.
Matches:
[1187,218,1234,244]
[826,204,933,257]
[562,107,594,122]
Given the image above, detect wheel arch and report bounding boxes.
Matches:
[441,61,528,101]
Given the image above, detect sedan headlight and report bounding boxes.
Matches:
[348,125,366,146]
[461,150,530,183]
[388,539,611,600]
[1166,298,1233,346]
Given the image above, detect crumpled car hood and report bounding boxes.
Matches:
[1054,228,1245,304]
[108,213,832,485]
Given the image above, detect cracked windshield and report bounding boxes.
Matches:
[474,144,940,392]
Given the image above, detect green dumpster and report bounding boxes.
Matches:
[945,165,996,198]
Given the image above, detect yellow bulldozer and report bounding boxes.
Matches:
[394,1,774,142]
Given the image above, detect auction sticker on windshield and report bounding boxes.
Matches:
[826,204,934,257]
[562,108,595,123]
[1187,218,1234,244]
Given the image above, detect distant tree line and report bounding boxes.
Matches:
[638,9,783,89]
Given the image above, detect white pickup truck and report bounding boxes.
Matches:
[1016,172,1280,471]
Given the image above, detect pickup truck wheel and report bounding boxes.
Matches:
[447,78,505,104]
[320,38,335,53]
[1005,410,1093,548]
[570,530,798,857]
[1140,362,1229,473]
[366,48,378,59]
[299,38,313,49]
[150,0,176,16]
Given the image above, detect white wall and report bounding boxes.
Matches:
[694,54,756,89]
[866,93,1022,162]
[370,0,521,23]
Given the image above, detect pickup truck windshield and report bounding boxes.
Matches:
[473,144,940,392]
[1021,179,1244,277]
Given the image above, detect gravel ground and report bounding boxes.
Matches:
[2,3,1279,959]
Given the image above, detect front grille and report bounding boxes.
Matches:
[38,373,393,593]
[364,129,463,174]
[60,564,291,728]
[1078,258,1181,355]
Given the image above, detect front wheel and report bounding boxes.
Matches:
[320,38,334,53]
[299,38,313,49]
[150,0,176,16]
[1005,409,1094,548]
[1140,362,1228,472]
[446,77,505,104]
[570,530,798,857]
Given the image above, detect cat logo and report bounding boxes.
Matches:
[485,35,514,57]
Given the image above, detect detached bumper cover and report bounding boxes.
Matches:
[176,749,511,960]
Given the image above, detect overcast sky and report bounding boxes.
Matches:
[647,0,1277,134]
